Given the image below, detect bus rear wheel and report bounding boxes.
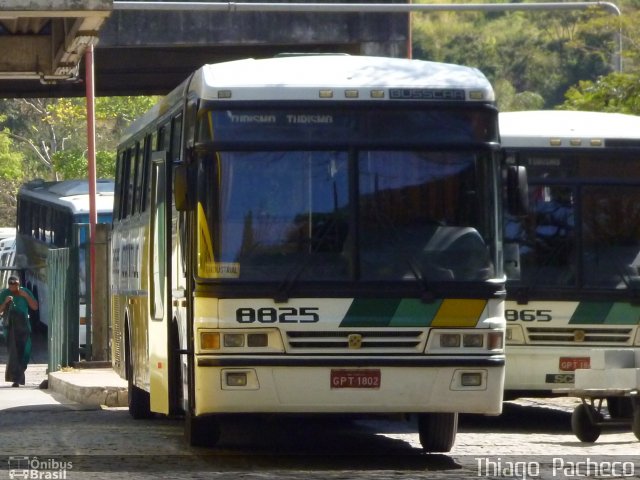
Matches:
[417,412,458,452]
[185,413,221,448]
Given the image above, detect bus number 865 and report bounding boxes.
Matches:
[505,309,552,322]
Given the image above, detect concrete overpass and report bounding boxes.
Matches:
[0,1,410,98]
[0,0,110,83]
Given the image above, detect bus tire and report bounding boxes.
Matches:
[127,364,152,419]
[606,397,633,419]
[185,413,221,448]
[571,404,601,443]
[417,412,458,452]
[632,407,640,441]
[126,324,153,420]
[168,319,184,416]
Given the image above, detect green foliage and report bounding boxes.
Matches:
[561,73,640,114]
[412,1,618,109]
[53,150,117,180]
[0,95,156,225]
[0,130,24,181]
[0,128,24,226]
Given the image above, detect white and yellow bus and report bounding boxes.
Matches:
[502,110,640,415]
[111,55,512,451]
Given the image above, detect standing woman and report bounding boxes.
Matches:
[0,275,38,387]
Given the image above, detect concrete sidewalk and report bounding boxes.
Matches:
[48,366,128,408]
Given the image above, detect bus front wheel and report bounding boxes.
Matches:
[417,412,458,452]
[185,413,221,448]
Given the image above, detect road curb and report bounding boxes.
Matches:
[48,369,128,408]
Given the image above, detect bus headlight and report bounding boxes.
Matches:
[247,333,268,347]
[463,333,484,348]
[198,329,284,353]
[440,333,461,348]
[223,333,244,347]
[428,330,505,353]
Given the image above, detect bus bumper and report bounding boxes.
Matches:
[504,346,592,392]
[193,356,505,416]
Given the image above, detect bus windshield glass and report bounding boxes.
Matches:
[196,148,495,283]
[505,153,640,290]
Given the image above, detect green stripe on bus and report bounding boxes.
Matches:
[389,299,441,327]
[569,302,612,324]
[604,302,640,325]
[340,298,441,327]
[340,299,400,327]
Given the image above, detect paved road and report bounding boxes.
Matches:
[0,337,638,479]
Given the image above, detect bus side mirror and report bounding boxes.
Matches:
[506,166,528,216]
[174,164,192,211]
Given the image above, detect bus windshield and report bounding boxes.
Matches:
[196,148,495,283]
[505,153,640,291]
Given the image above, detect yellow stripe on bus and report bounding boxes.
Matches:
[197,202,216,277]
[431,299,486,327]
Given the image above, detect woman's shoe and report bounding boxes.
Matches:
[11,383,19,387]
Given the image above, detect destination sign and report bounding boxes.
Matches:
[201,108,496,144]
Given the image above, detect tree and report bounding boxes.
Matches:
[411,1,618,109]
[53,149,117,180]
[560,72,640,114]
[0,95,157,181]
[0,95,157,225]
[0,124,25,226]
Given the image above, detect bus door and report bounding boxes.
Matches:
[149,151,170,414]
[171,166,189,415]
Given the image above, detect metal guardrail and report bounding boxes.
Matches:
[47,247,79,373]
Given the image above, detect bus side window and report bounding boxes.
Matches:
[113,153,123,220]
[133,141,146,213]
[139,134,152,212]
[157,123,168,151]
[121,149,132,220]
[126,147,137,218]
[185,99,197,149]
[171,114,183,164]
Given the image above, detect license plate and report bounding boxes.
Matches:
[330,369,381,389]
[559,357,590,371]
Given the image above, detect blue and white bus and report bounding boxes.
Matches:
[16,179,114,347]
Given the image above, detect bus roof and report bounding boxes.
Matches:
[500,110,640,148]
[18,179,115,215]
[190,55,494,102]
[122,55,495,144]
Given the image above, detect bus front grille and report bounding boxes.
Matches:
[525,327,634,345]
[285,330,425,353]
